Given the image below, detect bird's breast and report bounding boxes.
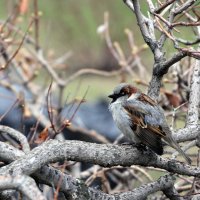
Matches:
[109,102,139,142]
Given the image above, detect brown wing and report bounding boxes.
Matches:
[136,126,164,155]
[124,104,166,136]
[138,93,157,106]
[124,105,165,155]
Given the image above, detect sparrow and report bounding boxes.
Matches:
[108,83,191,164]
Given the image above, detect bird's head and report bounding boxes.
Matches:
[108,83,139,103]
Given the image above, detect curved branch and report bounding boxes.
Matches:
[0,175,45,200]
[0,141,24,163]
[0,125,30,153]
[0,140,199,177]
[155,51,187,76]
[0,139,194,199]
[0,141,179,199]
[37,168,179,200]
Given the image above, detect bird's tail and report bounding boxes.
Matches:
[167,137,191,164]
[161,124,191,164]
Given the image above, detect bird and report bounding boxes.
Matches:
[108,83,191,164]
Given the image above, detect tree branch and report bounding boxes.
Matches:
[125,0,158,54]
[0,175,45,200]
[0,141,24,163]
[0,125,30,153]
[174,125,200,142]
[154,0,176,14]
[0,140,198,178]
[154,51,187,76]
[186,55,200,126]
[0,139,187,200]
[173,0,196,16]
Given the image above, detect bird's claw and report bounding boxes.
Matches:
[134,143,148,151]
[121,142,148,152]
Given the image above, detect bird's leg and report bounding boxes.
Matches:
[134,142,148,151]
[121,142,148,152]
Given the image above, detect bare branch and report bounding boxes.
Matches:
[173,0,196,16]
[38,166,179,200]
[163,179,183,200]
[154,0,176,14]
[173,125,200,143]
[0,140,198,177]
[0,175,46,200]
[130,0,157,52]
[176,37,200,45]
[172,21,200,27]
[155,51,187,75]
[1,19,34,70]
[0,132,197,199]
[0,141,24,162]
[186,59,200,126]
[0,125,30,153]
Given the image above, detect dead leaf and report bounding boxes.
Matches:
[35,127,49,144]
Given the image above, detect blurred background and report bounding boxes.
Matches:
[0,0,153,100]
[0,0,195,142]
[0,0,193,140]
[0,1,198,197]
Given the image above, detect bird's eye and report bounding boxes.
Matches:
[120,91,126,96]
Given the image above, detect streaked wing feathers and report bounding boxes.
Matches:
[135,126,163,155]
[124,94,166,155]
[124,105,166,137]
[138,93,157,106]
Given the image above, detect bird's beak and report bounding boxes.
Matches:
[108,94,115,99]
[108,94,116,103]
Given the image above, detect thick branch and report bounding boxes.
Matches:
[37,168,179,200]
[0,140,199,178]
[154,51,187,76]
[0,141,184,200]
[0,141,24,163]
[147,75,163,99]
[186,58,200,126]
[0,175,45,200]
[89,174,178,200]
[0,125,30,153]
[163,182,183,200]
[174,125,200,143]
